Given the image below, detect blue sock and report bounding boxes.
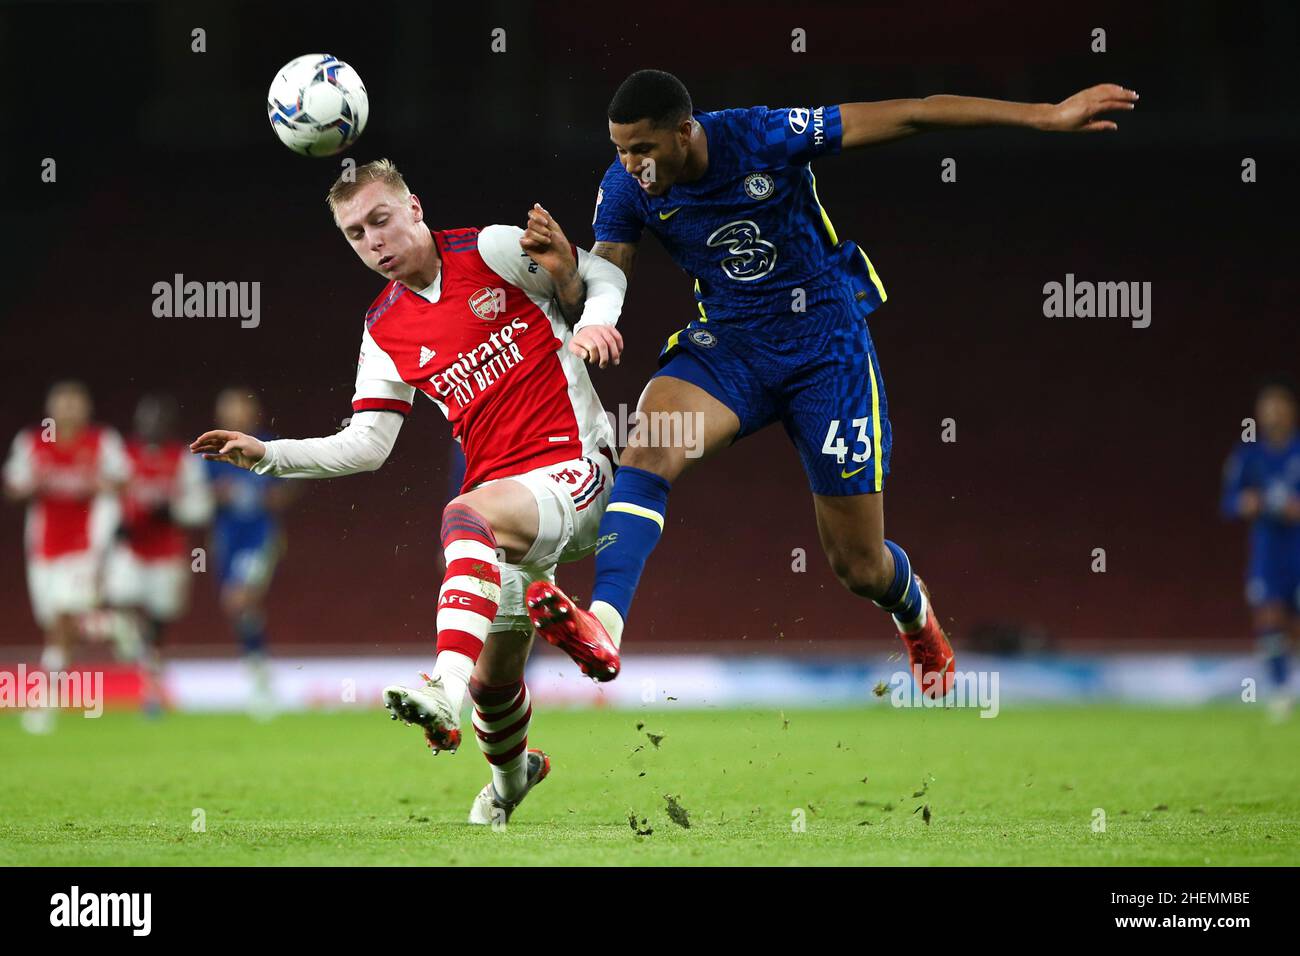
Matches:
[1259,631,1289,688]
[874,540,925,628]
[590,466,672,623]
[236,610,266,655]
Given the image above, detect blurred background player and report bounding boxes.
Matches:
[191,160,626,823]
[204,388,294,719]
[1222,377,1300,720]
[103,394,214,715]
[3,381,128,733]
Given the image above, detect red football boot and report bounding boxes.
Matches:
[525,582,621,681]
[898,578,956,699]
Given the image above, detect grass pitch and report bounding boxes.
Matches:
[1,705,1296,866]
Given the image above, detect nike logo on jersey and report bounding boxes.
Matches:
[418,346,437,368]
[658,207,683,220]
[841,465,868,479]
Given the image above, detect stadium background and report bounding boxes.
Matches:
[1,1,1296,704]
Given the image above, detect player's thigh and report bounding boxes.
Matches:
[491,456,610,568]
[1246,553,1293,628]
[561,454,614,560]
[142,559,190,622]
[781,327,891,499]
[31,553,100,625]
[1251,603,1288,632]
[26,558,55,630]
[477,456,607,628]
[623,373,741,481]
[102,546,142,608]
[220,545,276,613]
[451,479,539,564]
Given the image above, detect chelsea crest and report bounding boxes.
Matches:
[744,172,775,200]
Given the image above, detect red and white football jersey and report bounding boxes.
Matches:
[118,439,210,559]
[352,225,616,491]
[3,424,128,559]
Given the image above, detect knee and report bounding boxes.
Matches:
[443,499,498,546]
[222,588,250,616]
[619,442,684,482]
[827,545,892,600]
[1253,604,1287,632]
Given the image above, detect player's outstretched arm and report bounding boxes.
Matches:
[482,217,629,369]
[568,244,628,368]
[191,430,265,470]
[190,411,403,478]
[839,84,1139,148]
[1220,450,1261,521]
[520,203,585,324]
[2,432,37,502]
[590,241,637,280]
[171,451,215,527]
[519,205,627,366]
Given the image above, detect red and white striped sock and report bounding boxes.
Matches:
[432,504,501,710]
[469,676,532,801]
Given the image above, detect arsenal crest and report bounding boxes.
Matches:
[469,286,504,320]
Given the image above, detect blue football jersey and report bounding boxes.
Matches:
[1222,436,1300,525]
[1223,435,1300,606]
[593,105,887,325]
[205,444,279,541]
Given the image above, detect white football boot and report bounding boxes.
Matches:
[384,673,462,753]
[468,748,551,826]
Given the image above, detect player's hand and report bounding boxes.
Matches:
[190,429,265,470]
[1040,84,1138,132]
[3,478,37,502]
[1283,497,1300,523]
[519,203,576,278]
[1238,489,1262,519]
[570,325,623,368]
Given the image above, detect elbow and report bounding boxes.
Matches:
[358,441,391,473]
[346,418,398,474]
[909,97,939,132]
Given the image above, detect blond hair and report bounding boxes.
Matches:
[326,158,411,220]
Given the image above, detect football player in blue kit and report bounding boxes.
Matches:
[205,388,295,717]
[526,69,1138,698]
[1222,379,1300,719]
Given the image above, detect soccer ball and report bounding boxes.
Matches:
[266,54,369,157]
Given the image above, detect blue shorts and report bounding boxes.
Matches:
[213,522,280,591]
[1247,537,1300,610]
[655,285,891,496]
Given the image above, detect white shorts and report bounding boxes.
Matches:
[479,454,614,633]
[103,547,192,622]
[26,551,101,629]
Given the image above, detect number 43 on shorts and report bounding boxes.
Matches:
[821,417,872,469]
